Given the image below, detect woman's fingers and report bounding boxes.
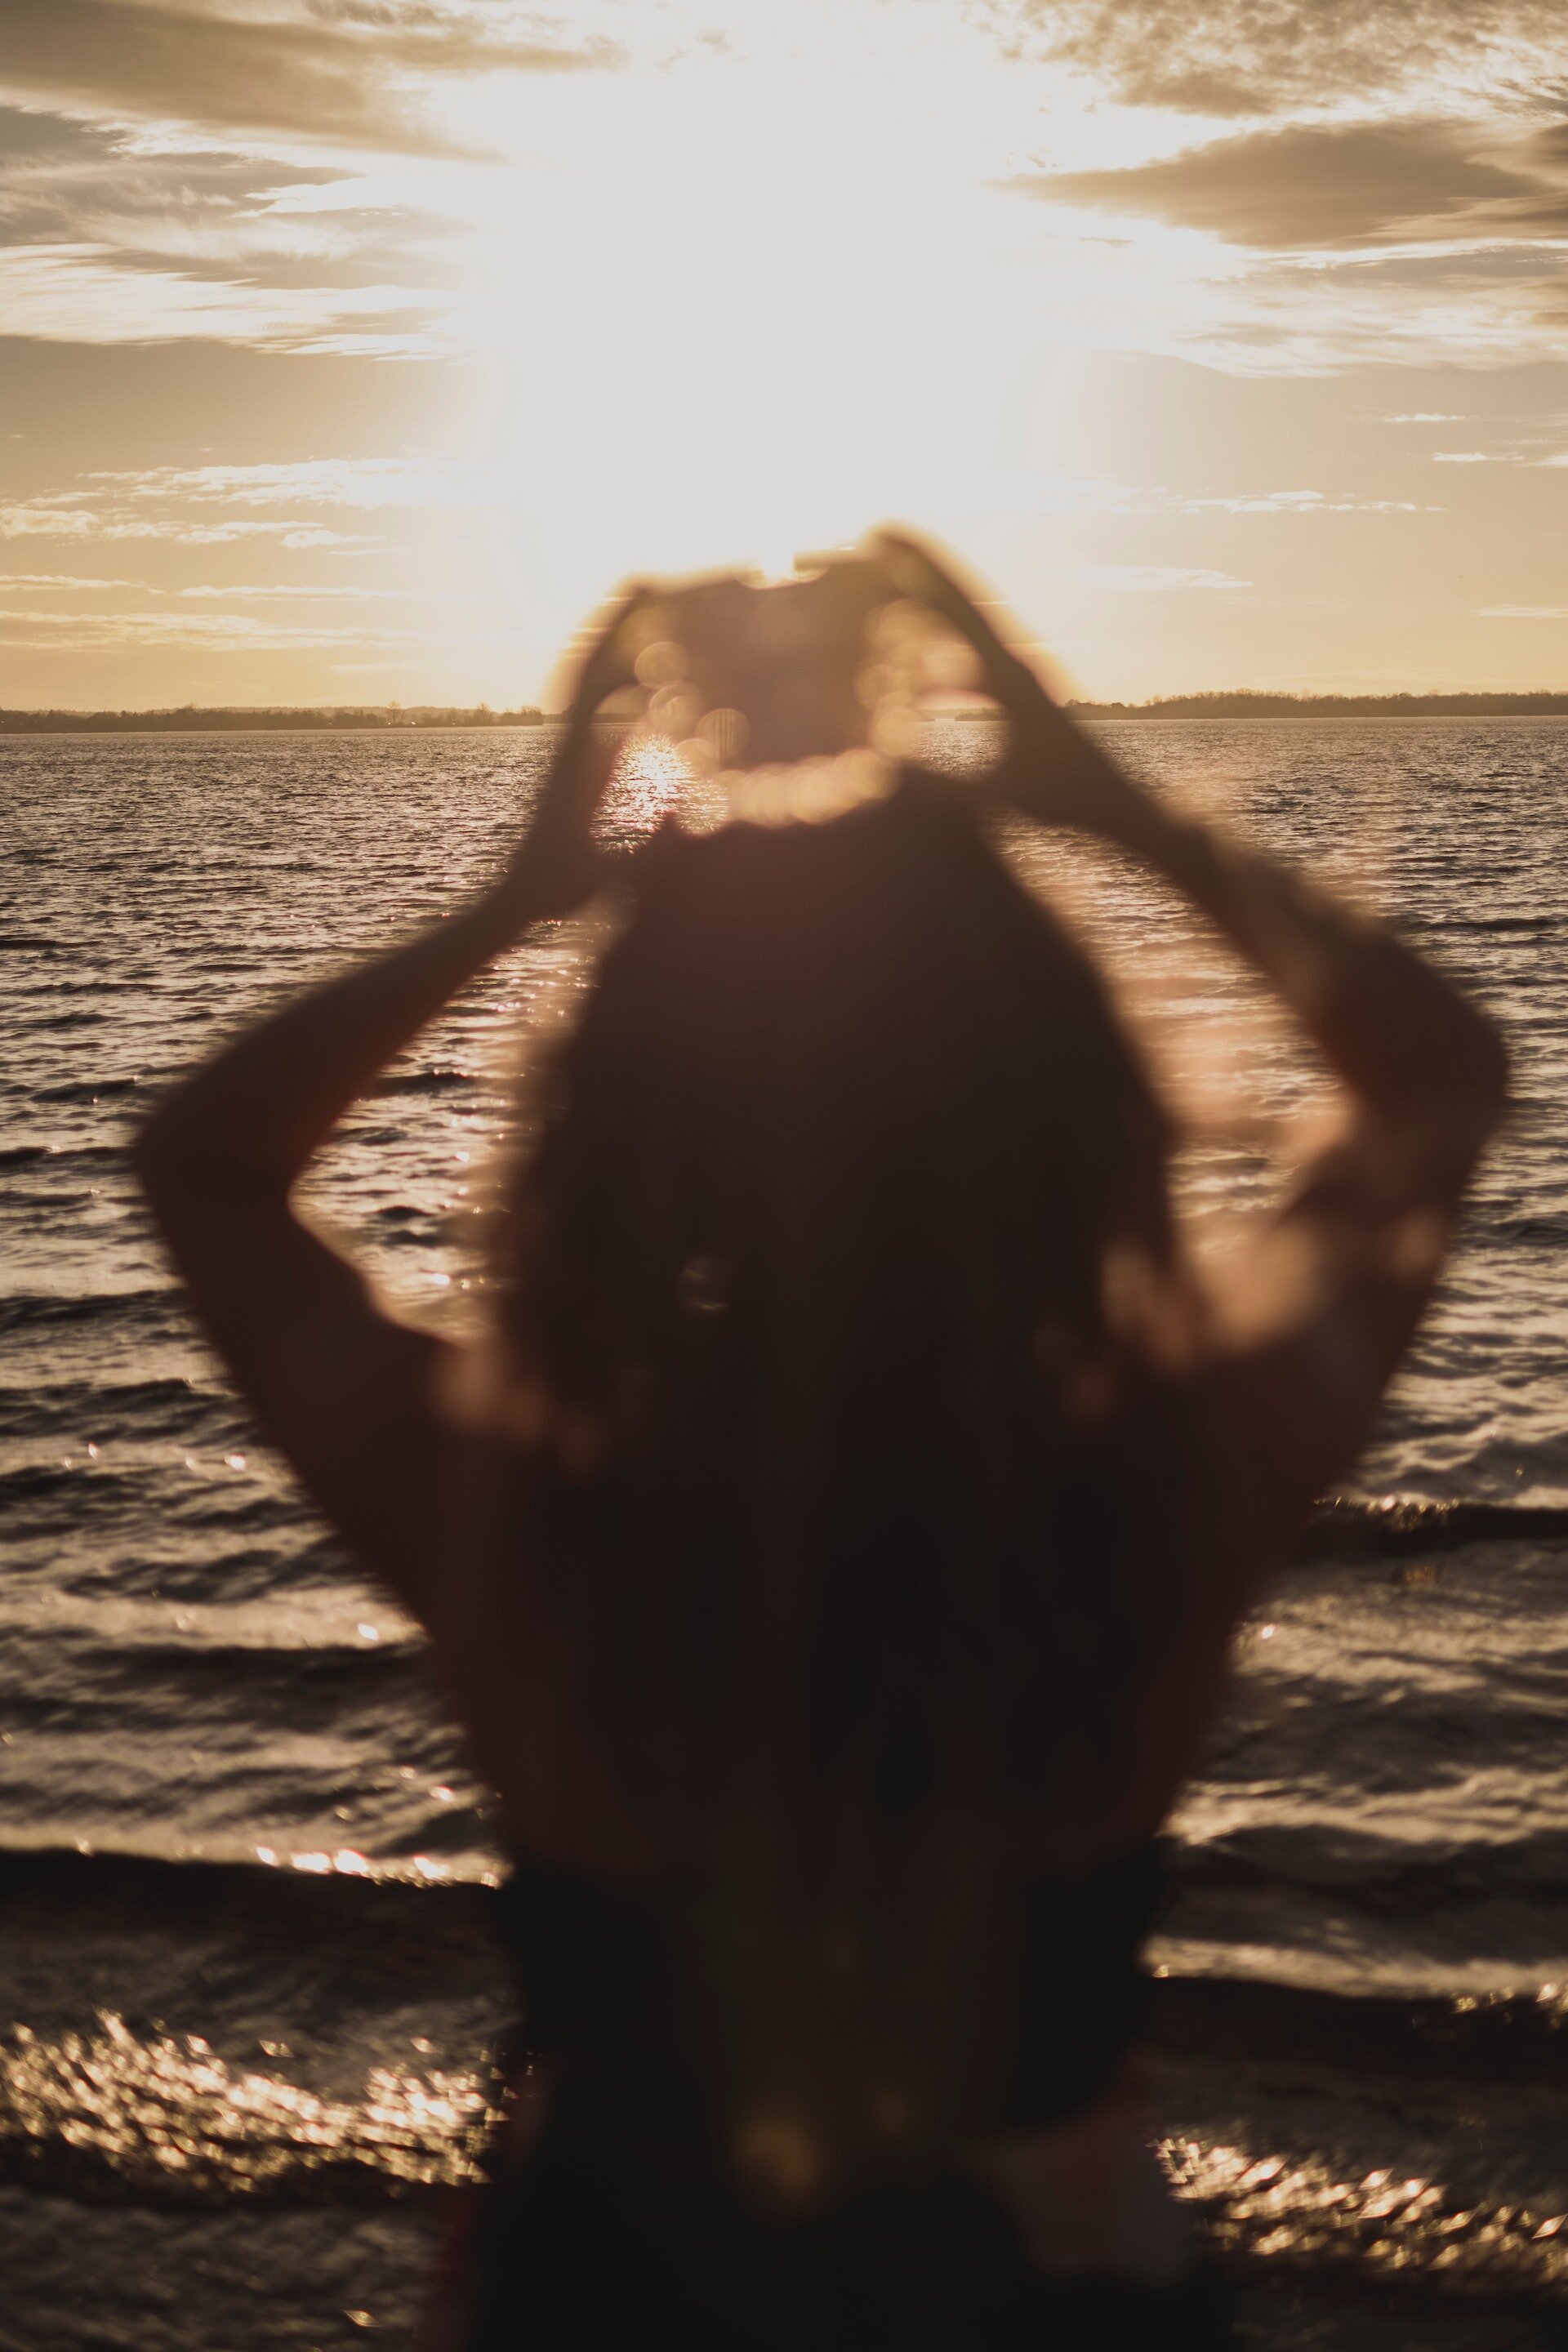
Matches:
[537,583,654,824]
[571,581,654,715]
[496,588,657,920]
[872,529,984,626]
[870,529,1041,715]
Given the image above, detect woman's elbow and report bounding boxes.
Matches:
[1420,1008,1512,1186]
[130,1085,267,1218]
[1409,978,1510,1143]
[130,1106,219,1245]
[130,1091,184,1205]
[1455,1003,1511,1143]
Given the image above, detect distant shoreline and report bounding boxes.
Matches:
[0,706,546,735]
[4,691,1568,734]
[1052,691,1568,720]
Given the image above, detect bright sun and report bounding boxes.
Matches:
[416,1,1188,603]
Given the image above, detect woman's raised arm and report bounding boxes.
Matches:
[134,608,638,1626]
[877,530,1510,1565]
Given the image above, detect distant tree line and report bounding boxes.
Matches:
[1057,691,1568,719]
[0,705,547,733]
[7,691,1567,735]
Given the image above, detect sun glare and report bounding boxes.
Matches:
[422,9,1114,593]
[370,0,1272,693]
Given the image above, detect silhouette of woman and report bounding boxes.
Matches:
[136,534,1507,2347]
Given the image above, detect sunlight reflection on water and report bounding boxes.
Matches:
[1,2011,497,2196]
[1162,2133,1568,2298]
[6,2007,1567,2303]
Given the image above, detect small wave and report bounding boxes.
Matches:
[0,1843,493,1907]
[1410,912,1558,938]
[0,1372,208,1437]
[371,1067,480,1098]
[0,1142,126,1176]
[1172,1822,1568,1905]
[1303,1495,1568,1560]
[0,1459,143,1502]
[33,1076,145,1106]
[0,1287,174,1336]
[30,1009,107,1034]
[40,1630,430,1699]
[1153,1968,1568,2091]
[1498,1214,1568,1246]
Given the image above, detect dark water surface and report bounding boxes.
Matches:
[3,719,1568,2348]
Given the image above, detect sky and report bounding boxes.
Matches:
[1,0,1566,707]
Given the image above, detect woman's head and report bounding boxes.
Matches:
[496,773,1172,1464]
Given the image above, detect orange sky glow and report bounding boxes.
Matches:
[1,0,1565,706]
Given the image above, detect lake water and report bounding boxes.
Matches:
[3,719,1568,2349]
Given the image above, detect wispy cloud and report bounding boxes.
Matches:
[947,472,1445,519]
[89,457,482,507]
[0,103,468,351]
[1477,604,1568,618]
[0,571,481,601]
[0,570,131,587]
[0,242,451,354]
[0,604,421,650]
[0,497,379,546]
[1066,564,1253,591]
[0,108,452,282]
[1154,247,1568,372]
[977,0,1564,116]
[0,108,345,238]
[1179,488,1437,512]
[175,581,479,599]
[1009,116,1568,252]
[0,459,476,550]
[0,0,621,155]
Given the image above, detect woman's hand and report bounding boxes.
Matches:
[871,529,1164,855]
[493,584,650,925]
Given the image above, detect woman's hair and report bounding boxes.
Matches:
[491,773,1187,2195]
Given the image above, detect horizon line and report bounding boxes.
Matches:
[6,688,1568,731]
